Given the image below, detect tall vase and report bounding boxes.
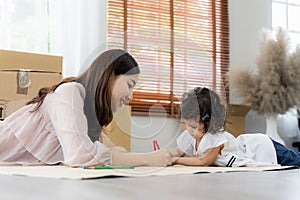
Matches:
[265,115,286,145]
[277,108,300,149]
[245,110,285,145]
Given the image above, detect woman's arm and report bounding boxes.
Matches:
[50,83,173,167]
[173,145,222,166]
[111,149,173,167]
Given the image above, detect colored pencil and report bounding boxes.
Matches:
[83,165,135,170]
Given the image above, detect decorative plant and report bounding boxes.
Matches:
[229,28,300,116]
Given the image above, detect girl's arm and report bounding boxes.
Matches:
[173,145,223,166]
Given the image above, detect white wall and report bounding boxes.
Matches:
[229,0,272,103]
[131,116,182,153]
[76,0,107,75]
[48,0,108,77]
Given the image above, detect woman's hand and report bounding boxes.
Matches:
[147,149,173,167]
[168,147,184,157]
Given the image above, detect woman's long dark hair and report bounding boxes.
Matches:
[77,49,139,142]
[94,51,139,127]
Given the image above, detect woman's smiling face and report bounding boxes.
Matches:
[111,74,139,112]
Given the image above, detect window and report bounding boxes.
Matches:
[0,0,104,77]
[272,0,300,48]
[0,0,50,54]
[108,0,230,116]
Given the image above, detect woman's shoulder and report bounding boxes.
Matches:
[54,82,85,97]
[55,81,84,91]
[43,82,86,112]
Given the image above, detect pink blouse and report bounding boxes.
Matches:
[0,82,112,167]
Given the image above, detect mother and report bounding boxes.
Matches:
[0,49,172,167]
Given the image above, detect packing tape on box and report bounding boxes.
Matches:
[17,69,31,88]
[17,69,31,95]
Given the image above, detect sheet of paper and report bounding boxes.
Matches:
[0,165,297,180]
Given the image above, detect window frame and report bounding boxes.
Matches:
[272,0,300,48]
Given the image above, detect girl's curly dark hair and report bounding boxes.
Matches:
[180,87,226,134]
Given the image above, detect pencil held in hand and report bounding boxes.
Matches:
[153,140,160,151]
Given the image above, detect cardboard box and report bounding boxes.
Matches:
[225,104,251,137]
[0,49,62,73]
[0,99,28,120]
[0,50,62,101]
[102,106,131,151]
[0,71,62,100]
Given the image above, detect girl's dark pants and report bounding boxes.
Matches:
[272,139,300,166]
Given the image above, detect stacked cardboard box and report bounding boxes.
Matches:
[0,50,63,120]
[102,105,131,151]
[225,103,251,137]
[0,50,133,150]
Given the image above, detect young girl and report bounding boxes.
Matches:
[171,87,300,167]
[0,49,172,167]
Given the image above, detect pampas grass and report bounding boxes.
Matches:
[229,28,300,116]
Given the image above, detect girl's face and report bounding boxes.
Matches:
[183,118,205,140]
[111,74,139,112]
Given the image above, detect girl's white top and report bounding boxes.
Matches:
[0,82,112,166]
[176,130,278,167]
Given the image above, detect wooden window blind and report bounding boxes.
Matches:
[107,0,230,117]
